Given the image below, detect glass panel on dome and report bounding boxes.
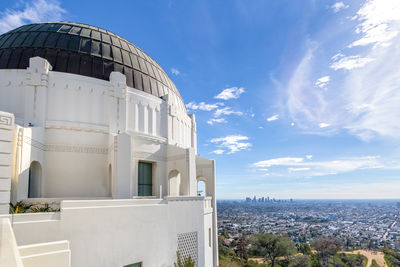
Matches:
[124,67,133,88]
[128,44,138,55]
[138,57,148,74]
[45,49,57,67]
[48,24,62,32]
[114,63,123,74]
[111,36,121,47]
[19,48,34,69]
[142,74,151,94]
[104,61,114,79]
[150,78,158,96]
[91,30,101,41]
[133,70,143,90]
[68,35,80,51]
[69,26,81,35]
[80,28,91,38]
[80,55,92,76]
[101,33,111,44]
[56,34,70,50]
[145,61,154,76]
[121,50,132,67]
[111,46,122,63]
[22,32,38,47]
[55,51,69,72]
[92,57,104,79]
[67,53,80,74]
[91,40,101,57]
[44,32,59,48]
[151,65,161,81]
[11,32,28,47]
[32,32,49,47]
[121,41,130,52]
[80,38,91,54]
[0,49,11,68]
[58,25,72,33]
[101,43,112,60]
[29,24,42,31]
[129,53,140,69]
[2,34,18,48]
[8,48,23,68]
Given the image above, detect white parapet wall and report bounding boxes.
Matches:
[0,218,24,267]
[19,240,71,267]
[0,111,14,214]
[10,197,214,267]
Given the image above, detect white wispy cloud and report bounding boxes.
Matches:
[214,87,245,100]
[331,2,349,13]
[330,55,374,70]
[319,123,330,128]
[349,0,400,48]
[211,135,251,154]
[315,76,330,88]
[267,114,279,122]
[0,0,66,34]
[171,68,180,75]
[284,0,400,140]
[253,156,389,177]
[207,118,227,125]
[211,149,225,155]
[186,101,221,111]
[213,107,243,117]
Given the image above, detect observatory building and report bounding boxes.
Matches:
[0,22,217,267]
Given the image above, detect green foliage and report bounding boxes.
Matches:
[250,233,297,267]
[9,201,31,213]
[174,252,195,267]
[382,248,400,267]
[333,253,366,267]
[289,255,311,267]
[299,243,312,256]
[370,259,379,267]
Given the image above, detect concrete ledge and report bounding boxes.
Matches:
[0,218,24,267]
[20,249,70,267]
[19,240,69,256]
[12,212,60,223]
[61,198,165,209]
[165,196,205,201]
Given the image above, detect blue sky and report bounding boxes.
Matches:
[1,0,400,199]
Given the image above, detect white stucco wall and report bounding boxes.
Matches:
[11,198,212,267]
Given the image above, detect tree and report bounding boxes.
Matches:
[251,233,297,267]
[289,255,311,267]
[236,234,249,261]
[313,236,341,267]
[299,243,312,256]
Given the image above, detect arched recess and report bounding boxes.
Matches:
[197,177,207,197]
[108,164,113,197]
[168,170,181,196]
[28,161,42,198]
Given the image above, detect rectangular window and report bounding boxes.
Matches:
[124,263,142,267]
[209,228,212,247]
[138,162,152,196]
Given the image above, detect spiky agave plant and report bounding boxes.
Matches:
[174,252,195,267]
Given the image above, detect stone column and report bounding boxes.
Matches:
[0,111,14,214]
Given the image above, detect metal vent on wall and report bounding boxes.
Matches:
[177,231,198,266]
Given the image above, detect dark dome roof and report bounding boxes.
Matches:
[0,22,181,100]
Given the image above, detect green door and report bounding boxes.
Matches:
[138,162,152,196]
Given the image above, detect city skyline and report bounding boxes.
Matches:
[1,0,399,199]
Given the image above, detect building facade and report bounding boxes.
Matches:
[0,22,217,267]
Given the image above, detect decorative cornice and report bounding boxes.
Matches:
[0,114,13,126]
